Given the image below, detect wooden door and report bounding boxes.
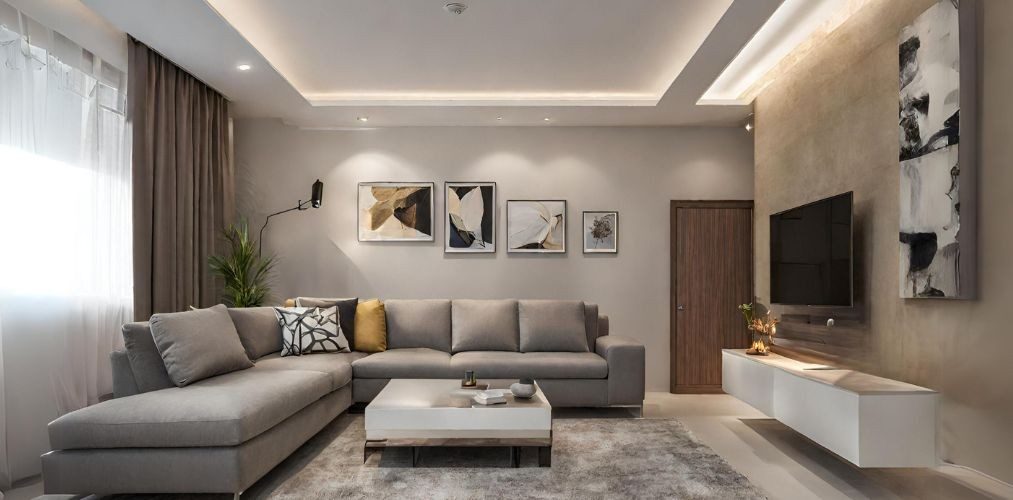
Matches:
[671,201,753,393]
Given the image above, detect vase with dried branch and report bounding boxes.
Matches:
[738,303,779,355]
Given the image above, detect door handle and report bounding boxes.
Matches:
[677,305,685,311]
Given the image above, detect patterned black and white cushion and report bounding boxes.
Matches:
[273,306,350,356]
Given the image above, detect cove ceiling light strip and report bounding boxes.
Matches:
[698,0,850,106]
[303,92,660,107]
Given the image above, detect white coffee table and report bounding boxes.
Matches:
[364,379,553,466]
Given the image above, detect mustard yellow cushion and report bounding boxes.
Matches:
[354,299,387,353]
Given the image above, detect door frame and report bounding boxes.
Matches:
[670,200,754,394]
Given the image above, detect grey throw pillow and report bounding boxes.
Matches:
[149,304,254,386]
[518,300,590,352]
[121,322,174,392]
[228,306,283,360]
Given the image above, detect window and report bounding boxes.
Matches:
[0,16,131,486]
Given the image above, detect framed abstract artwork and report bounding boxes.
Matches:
[357,182,434,242]
[898,0,977,298]
[445,182,496,253]
[582,211,618,253]
[506,200,566,253]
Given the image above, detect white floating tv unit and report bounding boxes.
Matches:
[722,349,938,468]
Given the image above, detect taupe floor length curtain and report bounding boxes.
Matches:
[129,38,235,320]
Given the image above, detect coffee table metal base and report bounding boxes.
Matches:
[364,437,552,467]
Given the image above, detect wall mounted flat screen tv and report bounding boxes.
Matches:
[770,192,853,306]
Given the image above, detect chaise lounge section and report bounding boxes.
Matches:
[42,299,644,496]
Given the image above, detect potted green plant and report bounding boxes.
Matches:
[208,222,276,307]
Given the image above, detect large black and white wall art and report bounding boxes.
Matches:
[507,200,566,253]
[358,182,434,241]
[445,182,495,253]
[583,211,618,253]
[898,0,976,299]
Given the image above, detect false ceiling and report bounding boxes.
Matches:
[206,0,731,107]
[83,0,788,127]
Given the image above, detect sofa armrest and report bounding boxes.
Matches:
[596,335,645,406]
[597,314,609,338]
[110,350,140,399]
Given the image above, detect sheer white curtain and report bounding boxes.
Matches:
[0,9,131,488]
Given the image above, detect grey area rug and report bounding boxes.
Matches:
[89,414,765,500]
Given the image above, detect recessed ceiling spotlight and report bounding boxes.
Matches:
[357,116,369,122]
[496,116,503,121]
[444,2,467,15]
[236,64,251,71]
[543,117,551,122]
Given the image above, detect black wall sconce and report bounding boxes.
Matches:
[259,179,324,255]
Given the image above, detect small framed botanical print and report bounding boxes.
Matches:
[583,211,618,253]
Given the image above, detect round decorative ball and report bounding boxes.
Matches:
[510,378,536,399]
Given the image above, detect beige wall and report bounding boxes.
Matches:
[234,121,754,391]
[755,0,1013,482]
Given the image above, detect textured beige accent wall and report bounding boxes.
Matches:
[755,0,1013,482]
[234,121,754,391]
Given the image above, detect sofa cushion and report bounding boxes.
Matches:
[121,322,174,393]
[149,304,254,386]
[253,351,368,390]
[584,303,599,351]
[295,297,358,347]
[354,299,387,353]
[48,369,331,450]
[451,299,519,353]
[351,348,457,379]
[518,300,589,352]
[385,299,452,351]
[227,307,282,360]
[450,351,607,379]
[275,306,350,356]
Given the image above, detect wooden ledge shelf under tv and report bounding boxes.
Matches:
[722,349,938,468]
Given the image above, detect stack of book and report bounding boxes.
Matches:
[472,389,508,405]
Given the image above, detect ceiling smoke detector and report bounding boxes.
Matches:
[444,3,467,15]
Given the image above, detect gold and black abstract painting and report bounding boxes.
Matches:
[358,182,434,241]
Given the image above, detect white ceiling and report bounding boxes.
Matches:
[83,0,786,127]
[206,0,731,107]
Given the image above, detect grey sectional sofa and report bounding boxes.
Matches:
[41,299,645,497]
